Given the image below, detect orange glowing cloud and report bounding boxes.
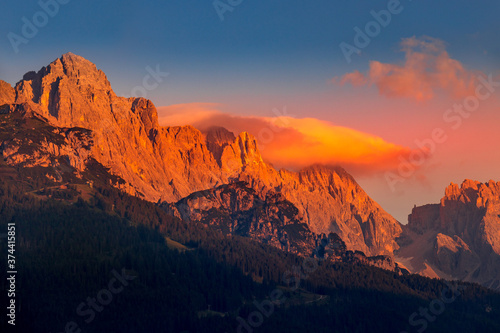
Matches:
[157,103,222,126]
[157,104,417,175]
[337,36,480,101]
[254,116,413,174]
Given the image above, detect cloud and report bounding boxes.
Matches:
[156,103,223,126]
[337,36,480,101]
[157,104,418,175]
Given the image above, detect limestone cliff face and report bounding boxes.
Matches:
[163,181,401,271]
[203,125,402,255]
[9,53,224,201]
[207,128,402,255]
[440,180,500,256]
[10,53,158,197]
[163,181,318,256]
[0,80,15,106]
[278,165,401,255]
[397,180,500,290]
[2,53,402,256]
[236,164,402,256]
[0,113,93,172]
[204,126,236,166]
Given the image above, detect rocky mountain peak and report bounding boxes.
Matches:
[162,125,205,149]
[461,179,481,190]
[13,53,116,128]
[401,179,500,289]
[442,179,500,210]
[20,52,111,92]
[59,52,111,90]
[0,80,15,110]
[55,52,111,88]
[61,51,92,65]
[235,131,263,165]
[298,164,355,187]
[241,162,403,256]
[2,53,403,258]
[132,98,159,137]
[204,126,236,165]
[204,126,236,145]
[444,182,460,198]
[215,130,266,176]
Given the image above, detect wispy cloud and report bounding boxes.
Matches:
[336,36,480,101]
[156,103,223,126]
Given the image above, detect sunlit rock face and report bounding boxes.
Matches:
[2,53,402,256]
[0,80,15,107]
[398,180,500,290]
[162,181,318,256]
[162,181,401,270]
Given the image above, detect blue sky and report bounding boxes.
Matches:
[2,0,498,103]
[1,0,499,222]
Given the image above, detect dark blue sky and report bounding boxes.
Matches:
[1,0,498,106]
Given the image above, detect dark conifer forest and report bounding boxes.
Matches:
[0,169,499,333]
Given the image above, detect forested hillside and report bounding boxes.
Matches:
[0,170,499,332]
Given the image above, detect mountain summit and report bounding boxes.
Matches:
[0,53,402,256]
[397,179,500,289]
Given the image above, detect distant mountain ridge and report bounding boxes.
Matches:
[0,52,402,256]
[397,179,500,290]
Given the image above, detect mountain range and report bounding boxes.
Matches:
[1,53,499,290]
